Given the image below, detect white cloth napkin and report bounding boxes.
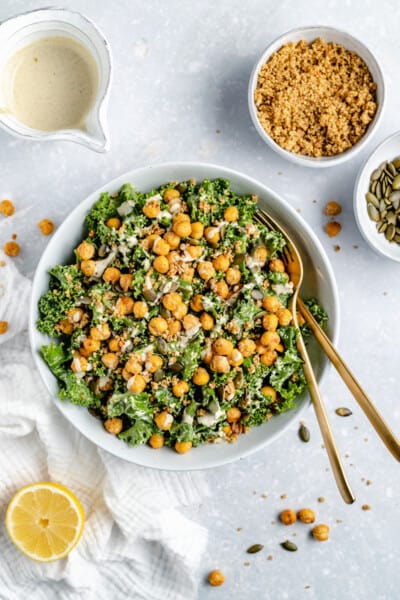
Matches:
[0,259,209,600]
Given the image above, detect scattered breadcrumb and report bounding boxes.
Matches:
[261,493,268,499]
[353,245,359,249]
[366,480,372,486]
[267,555,273,561]
[254,38,377,157]
[11,233,17,240]
[336,519,343,523]
[38,219,55,236]
[280,494,287,499]
[334,245,341,252]
[0,321,8,334]
[318,497,325,503]
[216,129,221,134]
[3,241,20,257]
[244,561,251,567]
[325,221,342,237]
[324,201,342,216]
[236,527,243,532]
[0,199,15,217]
[362,504,371,511]
[0,260,6,267]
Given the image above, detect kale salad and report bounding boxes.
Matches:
[37,178,325,454]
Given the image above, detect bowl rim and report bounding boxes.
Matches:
[353,129,400,262]
[248,24,386,168]
[29,161,340,470]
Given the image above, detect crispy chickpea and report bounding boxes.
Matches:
[204,226,220,246]
[262,295,280,312]
[191,221,204,239]
[146,354,163,373]
[277,308,292,326]
[148,317,168,336]
[225,267,241,285]
[116,296,135,315]
[197,261,216,280]
[226,407,241,423]
[163,231,181,250]
[125,355,143,374]
[76,240,95,260]
[106,217,121,229]
[127,374,147,393]
[90,323,111,341]
[0,199,15,216]
[298,508,316,524]
[152,236,170,256]
[173,220,192,238]
[149,433,165,449]
[312,524,330,542]
[104,418,123,435]
[103,267,121,284]
[224,206,239,222]
[260,350,278,366]
[173,213,191,223]
[253,246,268,265]
[102,353,119,370]
[67,307,83,324]
[38,219,54,236]
[144,233,158,250]
[229,349,243,367]
[173,303,188,319]
[202,347,213,364]
[260,331,280,349]
[175,441,192,454]
[168,319,182,336]
[108,337,121,352]
[200,312,214,331]
[210,355,230,373]
[212,254,230,272]
[262,313,279,331]
[118,273,133,292]
[172,380,189,397]
[181,267,195,282]
[213,280,229,299]
[153,255,169,274]
[183,314,200,331]
[238,338,256,357]
[192,367,210,385]
[3,241,20,257]
[163,188,180,202]
[213,338,234,356]
[143,200,161,218]
[162,292,183,312]
[190,294,204,312]
[133,301,149,319]
[208,570,225,587]
[81,337,100,355]
[154,411,173,431]
[57,319,73,335]
[71,355,89,373]
[186,244,203,259]
[269,258,285,273]
[261,386,277,402]
[0,321,8,334]
[80,259,96,276]
[280,509,297,526]
[275,342,284,353]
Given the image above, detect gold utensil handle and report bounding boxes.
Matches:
[296,333,355,504]
[298,297,400,462]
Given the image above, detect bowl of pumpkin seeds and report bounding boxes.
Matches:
[354,130,400,261]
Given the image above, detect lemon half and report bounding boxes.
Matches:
[5,482,85,562]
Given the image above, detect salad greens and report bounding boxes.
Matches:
[37,178,327,453]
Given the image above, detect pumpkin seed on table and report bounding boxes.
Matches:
[299,423,310,443]
[281,540,298,552]
[247,544,264,554]
[392,175,400,190]
[335,407,352,417]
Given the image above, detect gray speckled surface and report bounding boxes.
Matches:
[1,1,400,598]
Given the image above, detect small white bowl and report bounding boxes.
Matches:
[248,26,385,168]
[354,130,400,261]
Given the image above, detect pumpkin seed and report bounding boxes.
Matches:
[366,192,379,208]
[154,369,165,383]
[382,181,387,196]
[385,224,395,241]
[281,540,298,552]
[143,288,157,302]
[170,361,184,373]
[156,337,168,354]
[380,210,387,220]
[394,234,400,243]
[375,181,382,199]
[390,191,400,208]
[393,158,400,169]
[159,306,171,319]
[392,175,400,190]
[377,222,387,233]
[335,407,352,417]
[379,199,386,212]
[387,211,397,225]
[299,424,310,443]
[385,185,391,199]
[367,204,379,222]
[247,544,264,554]
[371,180,377,194]
[388,162,397,176]
[371,167,381,181]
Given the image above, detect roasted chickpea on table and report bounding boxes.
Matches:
[38,178,313,452]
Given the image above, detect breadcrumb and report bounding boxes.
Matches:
[325,221,342,237]
[38,219,55,236]
[324,201,342,216]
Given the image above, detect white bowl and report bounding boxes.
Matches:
[29,162,339,470]
[248,26,385,168]
[354,130,400,261]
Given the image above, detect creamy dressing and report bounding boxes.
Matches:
[4,36,98,131]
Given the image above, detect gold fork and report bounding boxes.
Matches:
[255,208,355,504]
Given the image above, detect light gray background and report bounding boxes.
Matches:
[1,1,399,599]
